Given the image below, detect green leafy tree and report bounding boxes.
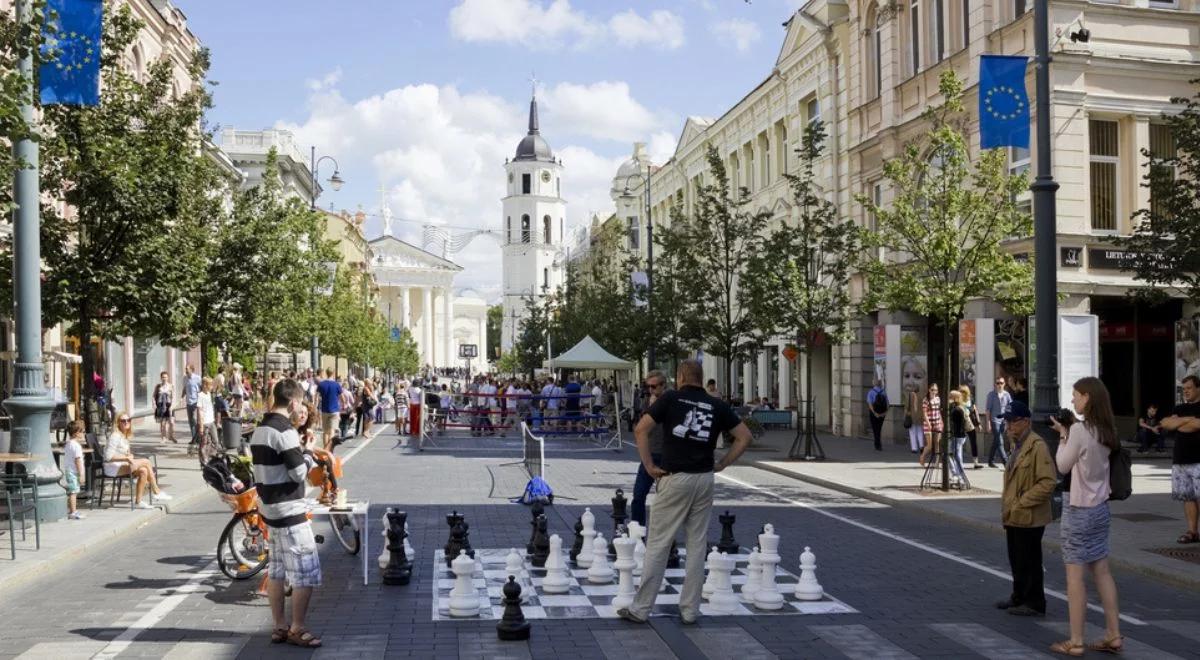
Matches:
[1114,84,1200,307]
[0,6,223,411]
[656,144,773,398]
[859,70,1033,488]
[515,293,553,378]
[745,121,863,457]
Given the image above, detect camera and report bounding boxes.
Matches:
[1045,408,1077,430]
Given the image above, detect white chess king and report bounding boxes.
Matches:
[753,524,784,611]
[611,534,637,610]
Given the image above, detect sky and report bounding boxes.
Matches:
[184,0,806,300]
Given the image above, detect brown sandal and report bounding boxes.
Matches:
[1177,531,1199,544]
[1050,640,1084,657]
[1089,634,1124,654]
[287,628,322,648]
[270,627,288,644]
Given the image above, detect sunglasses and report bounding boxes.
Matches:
[646,382,664,389]
[118,418,130,423]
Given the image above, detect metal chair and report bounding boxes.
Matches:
[86,433,134,510]
[0,473,41,559]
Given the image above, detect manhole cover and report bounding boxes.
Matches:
[1144,547,1200,565]
[1112,512,1176,523]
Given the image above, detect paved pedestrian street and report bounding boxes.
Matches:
[2,427,1198,659]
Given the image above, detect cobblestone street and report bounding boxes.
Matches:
[2,427,1199,659]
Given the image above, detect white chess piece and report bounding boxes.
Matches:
[611,535,637,609]
[753,524,784,611]
[701,546,720,600]
[577,508,596,568]
[627,521,646,578]
[448,550,480,617]
[740,546,763,603]
[708,552,738,613]
[543,534,571,594]
[587,534,613,583]
[378,508,394,570]
[404,521,414,562]
[506,547,533,603]
[795,546,824,600]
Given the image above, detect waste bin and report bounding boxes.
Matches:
[222,417,243,450]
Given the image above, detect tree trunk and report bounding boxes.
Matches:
[941,317,953,491]
[78,301,97,434]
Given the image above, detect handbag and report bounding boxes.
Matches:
[963,404,976,433]
[903,413,913,429]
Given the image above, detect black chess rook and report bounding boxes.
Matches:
[716,510,738,554]
[496,576,532,641]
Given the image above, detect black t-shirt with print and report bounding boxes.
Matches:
[646,385,741,474]
[1173,402,1200,465]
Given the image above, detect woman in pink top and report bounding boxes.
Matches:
[1050,377,1122,656]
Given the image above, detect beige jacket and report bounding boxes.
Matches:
[1001,430,1056,528]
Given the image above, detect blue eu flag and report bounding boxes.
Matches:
[979,55,1030,149]
[39,0,102,106]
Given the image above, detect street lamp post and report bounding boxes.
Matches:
[309,146,344,374]
[8,0,63,519]
[622,169,654,371]
[1031,0,1061,429]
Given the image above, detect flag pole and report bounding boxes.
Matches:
[1031,0,1061,435]
[9,0,64,520]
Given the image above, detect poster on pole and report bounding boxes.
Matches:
[873,325,887,390]
[959,320,977,394]
[1176,319,1200,403]
[885,325,902,404]
[900,326,928,398]
[1058,315,1099,407]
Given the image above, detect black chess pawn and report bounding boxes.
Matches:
[667,539,681,568]
[382,510,412,585]
[496,576,531,641]
[527,500,545,555]
[569,515,584,562]
[531,515,551,568]
[716,510,738,554]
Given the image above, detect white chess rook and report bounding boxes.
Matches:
[795,546,824,601]
[543,534,572,594]
[587,534,614,584]
[741,547,763,603]
[448,549,480,617]
[611,535,637,610]
[578,508,596,568]
[753,524,784,611]
[708,552,738,613]
[701,546,720,600]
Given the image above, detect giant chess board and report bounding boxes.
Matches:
[432,548,856,621]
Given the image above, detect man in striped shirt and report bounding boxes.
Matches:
[251,379,322,648]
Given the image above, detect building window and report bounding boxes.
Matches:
[1089,119,1119,232]
[865,9,882,99]
[1014,0,1027,18]
[522,173,531,194]
[1008,146,1032,218]
[556,178,560,197]
[543,267,550,291]
[806,97,820,126]
[521,214,531,243]
[909,0,921,75]
[1148,123,1176,223]
[961,0,969,48]
[931,0,945,63]
[627,216,640,250]
[1149,0,1178,6]
[543,215,552,244]
[774,120,788,177]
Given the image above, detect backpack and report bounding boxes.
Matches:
[514,475,554,505]
[871,389,888,414]
[1108,446,1132,501]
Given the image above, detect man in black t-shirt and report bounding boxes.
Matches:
[617,359,753,626]
[1163,375,1200,544]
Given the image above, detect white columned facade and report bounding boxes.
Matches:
[757,351,770,403]
[422,287,433,366]
[400,286,411,329]
[442,287,453,367]
[742,361,753,403]
[779,354,792,409]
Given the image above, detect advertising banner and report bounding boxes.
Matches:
[959,320,977,394]
[1178,319,1200,403]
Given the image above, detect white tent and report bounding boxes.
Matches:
[543,335,635,370]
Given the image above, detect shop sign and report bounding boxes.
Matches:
[1088,247,1140,271]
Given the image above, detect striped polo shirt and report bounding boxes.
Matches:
[250,413,310,528]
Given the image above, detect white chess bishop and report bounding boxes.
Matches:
[587,534,613,583]
[753,524,784,611]
[542,534,571,594]
[701,546,720,600]
[611,534,637,610]
[577,508,596,568]
[448,550,480,617]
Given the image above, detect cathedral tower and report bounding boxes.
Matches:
[501,93,566,353]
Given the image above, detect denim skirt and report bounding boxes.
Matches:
[1060,501,1110,565]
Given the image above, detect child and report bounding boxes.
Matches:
[1137,403,1164,453]
[63,420,86,520]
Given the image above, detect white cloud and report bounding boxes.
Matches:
[541,81,661,143]
[711,18,762,53]
[609,9,685,50]
[447,0,684,51]
[306,67,342,91]
[647,130,678,164]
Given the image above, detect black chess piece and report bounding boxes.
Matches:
[459,519,475,561]
[445,522,464,567]
[716,510,738,554]
[609,489,628,557]
[530,515,551,568]
[444,510,463,557]
[667,539,680,568]
[382,510,412,585]
[527,500,545,555]
[496,576,532,641]
[569,515,584,562]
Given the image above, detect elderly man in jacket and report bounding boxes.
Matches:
[996,401,1056,616]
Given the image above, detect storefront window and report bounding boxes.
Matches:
[106,339,127,414]
[134,339,150,411]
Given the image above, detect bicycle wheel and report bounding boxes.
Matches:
[217,511,269,579]
[329,513,360,555]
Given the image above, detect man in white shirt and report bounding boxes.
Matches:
[198,376,219,455]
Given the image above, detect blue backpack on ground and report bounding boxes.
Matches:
[514,475,554,505]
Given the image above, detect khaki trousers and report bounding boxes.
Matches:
[628,471,714,619]
[321,413,338,449]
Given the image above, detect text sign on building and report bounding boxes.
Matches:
[1087,248,1137,271]
[1060,247,1083,267]
[459,344,478,359]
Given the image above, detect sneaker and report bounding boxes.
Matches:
[616,607,647,624]
[135,501,155,510]
[68,512,84,520]
[679,611,698,625]
[153,491,173,501]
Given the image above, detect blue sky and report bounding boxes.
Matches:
[184,0,804,297]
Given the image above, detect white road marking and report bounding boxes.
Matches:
[717,471,1146,626]
[92,427,384,655]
